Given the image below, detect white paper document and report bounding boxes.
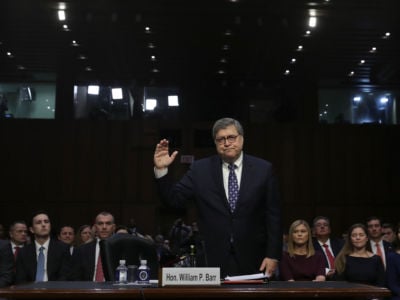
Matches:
[224,272,268,281]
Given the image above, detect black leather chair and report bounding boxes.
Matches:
[100,233,159,281]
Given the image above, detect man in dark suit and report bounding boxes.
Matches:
[15,211,72,283]
[366,216,393,269]
[154,117,281,277]
[70,211,115,281]
[312,216,344,278]
[0,239,14,287]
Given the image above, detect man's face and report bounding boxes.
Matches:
[382,227,395,243]
[214,125,244,163]
[9,223,28,245]
[313,219,331,238]
[95,214,115,240]
[30,214,51,238]
[367,219,382,239]
[58,226,75,245]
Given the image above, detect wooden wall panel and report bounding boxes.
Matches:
[0,120,399,238]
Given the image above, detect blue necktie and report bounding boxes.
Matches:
[228,164,239,212]
[35,246,45,282]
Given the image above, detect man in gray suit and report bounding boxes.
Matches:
[154,117,281,277]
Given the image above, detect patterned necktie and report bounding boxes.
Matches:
[228,164,239,212]
[35,246,45,282]
[95,252,105,282]
[375,242,385,267]
[322,244,335,269]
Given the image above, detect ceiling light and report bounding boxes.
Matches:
[348,71,355,76]
[145,26,151,33]
[297,45,303,51]
[58,10,66,21]
[111,88,123,100]
[353,96,361,102]
[369,47,377,53]
[88,85,99,95]
[284,70,290,75]
[224,30,232,36]
[220,58,227,63]
[145,99,157,111]
[71,40,79,47]
[58,2,66,10]
[151,68,159,73]
[383,32,391,39]
[148,43,156,49]
[290,58,296,64]
[359,60,365,65]
[305,30,311,36]
[85,66,92,71]
[168,95,179,107]
[217,70,225,74]
[379,97,389,104]
[150,55,156,61]
[308,16,317,28]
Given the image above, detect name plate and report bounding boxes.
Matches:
[162,267,220,286]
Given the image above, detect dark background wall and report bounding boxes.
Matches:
[1,119,399,238]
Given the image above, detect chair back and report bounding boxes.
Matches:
[100,233,159,281]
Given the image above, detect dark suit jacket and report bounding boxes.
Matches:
[156,154,282,276]
[70,240,97,281]
[312,237,344,268]
[0,240,14,287]
[15,239,72,283]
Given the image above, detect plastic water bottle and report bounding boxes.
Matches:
[137,259,150,284]
[189,244,197,267]
[115,259,128,284]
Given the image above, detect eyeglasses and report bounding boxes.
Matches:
[215,135,239,145]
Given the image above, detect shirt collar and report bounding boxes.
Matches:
[34,238,50,251]
[222,152,243,168]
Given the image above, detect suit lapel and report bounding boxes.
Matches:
[236,155,251,210]
[211,155,231,212]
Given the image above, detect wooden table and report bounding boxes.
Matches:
[0,281,391,300]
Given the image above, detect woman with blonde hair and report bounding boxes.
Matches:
[279,219,326,281]
[334,223,385,286]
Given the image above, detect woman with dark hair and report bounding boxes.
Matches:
[279,219,326,281]
[334,223,385,286]
[76,224,93,246]
[386,225,400,299]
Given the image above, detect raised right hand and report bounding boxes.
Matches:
[154,139,178,169]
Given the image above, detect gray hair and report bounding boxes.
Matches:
[212,118,244,139]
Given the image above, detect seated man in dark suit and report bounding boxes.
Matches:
[70,211,115,281]
[0,239,14,287]
[366,216,393,269]
[312,216,344,279]
[15,211,72,283]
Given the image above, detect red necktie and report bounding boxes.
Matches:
[14,246,20,260]
[322,244,335,269]
[375,242,385,267]
[95,253,104,282]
